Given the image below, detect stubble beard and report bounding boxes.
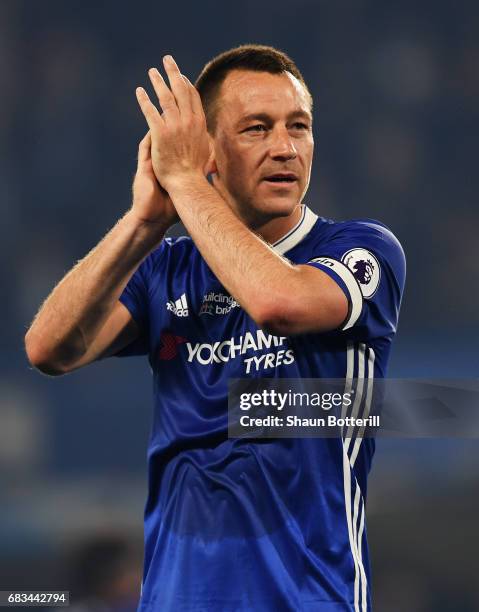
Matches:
[212,173,302,230]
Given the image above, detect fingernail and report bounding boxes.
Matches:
[164,55,174,64]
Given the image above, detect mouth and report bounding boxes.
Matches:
[262,173,298,185]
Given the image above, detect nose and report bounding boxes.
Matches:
[268,126,297,161]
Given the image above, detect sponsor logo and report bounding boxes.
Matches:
[185,330,295,374]
[158,332,187,360]
[342,249,381,298]
[166,293,189,317]
[199,291,240,316]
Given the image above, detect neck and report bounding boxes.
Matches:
[211,176,304,244]
[255,205,303,244]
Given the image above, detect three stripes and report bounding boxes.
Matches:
[342,342,375,612]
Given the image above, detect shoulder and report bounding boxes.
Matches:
[314,217,405,266]
[129,235,196,285]
[153,234,194,256]
[145,234,195,267]
[309,216,406,299]
[318,217,402,248]
[343,219,405,274]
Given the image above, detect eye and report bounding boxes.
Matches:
[291,122,310,130]
[244,124,268,132]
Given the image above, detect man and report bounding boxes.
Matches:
[26,45,405,611]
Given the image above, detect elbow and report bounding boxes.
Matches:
[24,332,70,376]
[252,291,348,337]
[253,297,298,337]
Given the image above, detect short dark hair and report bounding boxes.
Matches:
[195,44,312,133]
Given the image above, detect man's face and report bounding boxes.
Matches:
[211,70,314,227]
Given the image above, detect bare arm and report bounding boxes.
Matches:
[25,133,176,375]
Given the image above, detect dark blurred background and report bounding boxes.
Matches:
[1,0,478,610]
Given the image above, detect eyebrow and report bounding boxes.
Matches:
[236,110,312,127]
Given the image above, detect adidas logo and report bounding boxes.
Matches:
[166,293,189,317]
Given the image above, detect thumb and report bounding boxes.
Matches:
[137,131,152,167]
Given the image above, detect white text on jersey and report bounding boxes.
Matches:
[166,293,189,317]
[185,330,295,373]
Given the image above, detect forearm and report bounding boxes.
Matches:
[25,211,167,367]
[167,174,297,325]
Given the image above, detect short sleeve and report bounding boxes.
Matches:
[116,255,155,357]
[306,221,406,338]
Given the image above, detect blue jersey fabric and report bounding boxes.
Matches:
[117,205,406,612]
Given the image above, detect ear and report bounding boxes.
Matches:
[204,133,217,177]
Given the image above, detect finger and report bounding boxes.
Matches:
[183,75,206,118]
[148,67,179,119]
[137,132,151,164]
[163,55,192,116]
[136,87,163,131]
[179,75,195,116]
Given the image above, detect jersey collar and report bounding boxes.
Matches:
[271,205,318,255]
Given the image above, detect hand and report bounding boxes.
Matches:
[135,55,212,193]
[131,131,179,228]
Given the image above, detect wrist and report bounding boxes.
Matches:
[123,209,169,247]
[162,170,208,198]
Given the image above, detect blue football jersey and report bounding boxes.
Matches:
[117,205,406,612]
